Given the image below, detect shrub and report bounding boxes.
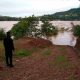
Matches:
[11,21,28,39]
[11,16,39,39]
[0,28,5,40]
[41,21,58,37]
[72,25,80,37]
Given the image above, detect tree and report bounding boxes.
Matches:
[72,25,80,37]
[11,15,39,39]
[41,21,58,37]
[26,15,39,37]
[11,20,28,39]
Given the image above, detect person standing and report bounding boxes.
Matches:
[3,31,14,67]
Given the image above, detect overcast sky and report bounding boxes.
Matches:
[0,0,80,17]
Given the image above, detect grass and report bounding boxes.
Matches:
[54,55,67,63]
[42,48,51,56]
[53,55,70,69]
[53,54,76,70]
[15,49,32,57]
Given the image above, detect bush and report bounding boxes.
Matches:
[0,29,5,40]
[72,25,80,37]
[11,21,28,39]
[11,16,39,39]
[41,21,58,37]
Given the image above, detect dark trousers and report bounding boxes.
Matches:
[5,50,13,66]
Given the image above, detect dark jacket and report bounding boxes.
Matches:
[3,37,14,52]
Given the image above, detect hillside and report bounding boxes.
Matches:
[40,8,80,21]
[0,8,80,21]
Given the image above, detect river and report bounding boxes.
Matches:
[0,21,80,46]
[0,21,19,32]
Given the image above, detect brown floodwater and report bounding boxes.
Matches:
[0,21,80,46]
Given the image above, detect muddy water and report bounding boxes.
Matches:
[0,21,19,32]
[49,31,77,46]
[0,21,80,46]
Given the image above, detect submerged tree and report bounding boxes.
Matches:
[26,15,39,37]
[41,21,58,37]
[11,15,39,39]
[11,16,58,39]
[72,25,80,37]
[72,23,80,48]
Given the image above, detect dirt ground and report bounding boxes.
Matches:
[0,37,80,80]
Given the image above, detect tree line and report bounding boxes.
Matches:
[0,8,80,21]
[40,8,80,21]
[0,16,21,21]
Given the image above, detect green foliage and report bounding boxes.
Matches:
[11,15,39,39]
[54,55,67,63]
[40,8,80,21]
[0,16,21,21]
[72,25,80,37]
[41,21,58,37]
[26,15,39,37]
[0,29,5,40]
[15,49,32,57]
[11,20,28,39]
[54,55,69,69]
[11,15,59,39]
[34,29,42,38]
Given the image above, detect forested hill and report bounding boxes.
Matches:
[40,8,80,21]
[0,8,80,21]
[0,16,21,21]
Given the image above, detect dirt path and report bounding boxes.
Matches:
[0,38,80,80]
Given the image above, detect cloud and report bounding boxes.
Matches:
[0,0,79,17]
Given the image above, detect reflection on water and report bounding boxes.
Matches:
[49,31,77,46]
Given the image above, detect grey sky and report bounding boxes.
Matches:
[0,0,80,17]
